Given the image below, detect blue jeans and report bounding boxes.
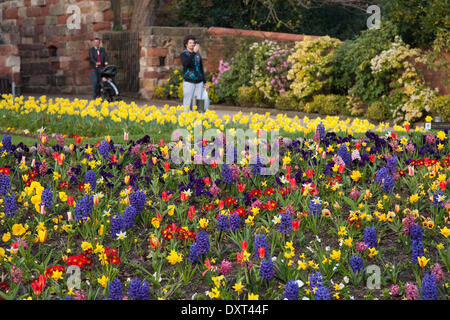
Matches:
[90,70,99,99]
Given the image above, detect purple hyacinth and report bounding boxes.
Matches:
[375,167,389,185]
[252,156,265,176]
[216,214,229,232]
[122,205,137,229]
[433,190,445,209]
[229,212,241,231]
[349,255,364,274]
[128,278,149,300]
[2,135,12,152]
[337,144,351,167]
[0,173,11,195]
[188,243,200,263]
[411,240,424,264]
[260,258,274,280]
[363,227,378,249]
[421,273,437,300]
[221,164,233,185]
[4,193,18,217]
[74,195,94,221]
[99,140,110,159]
[279,211,292,234]
[283,280,299,300]
[195,231,210,256]
[84,170,96,190]
[386,155,397,174]
[110,214,125,237]
[309,197,322,217]
[309,271,323,290]
[316,122,325,140]
[315,286,330,300]
[40,186,53,210]
[382,174,395,193]
[409,224,423,242]
[254,234,269,259]
[130,189,146,214]
[108,278,123,300]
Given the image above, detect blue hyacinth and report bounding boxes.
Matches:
[316,122,325,140]
[421,273,437,300]
[108,278,123,300]
[433,190,446,209]
[283,280,299,300]
[309,271,323,290]
[382,174,395,193]
[337,144,351,167]
[260,258,274,280]
[315,286,330,300]
[363,227,378,249]
[375,166,389,185]
[110,214,125,238]
[128,278,149,300]
[279,211,292,234]
[123,205,137,229]
[4,193,18,217]
[254,234,269,259]
[252,155,265,176]
[130,189,146,214]
[221,164,233,185]
[411,240,424,264]
[229,212,241,231]
[84,170,96,191]
[188,243,200,263]
[195,231,210,256]
[386,156,397,174]
[409,224,423,242]
[2,135,12,152]
[349,255,364,274]
[99,140,110,159]
[216,214,229,232]
[0,173,11,195]
[40,186,53,210]
[74,195,94,221]
[309,197,322,217]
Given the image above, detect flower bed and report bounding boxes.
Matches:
[0,95,449,300]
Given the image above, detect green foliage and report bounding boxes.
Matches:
[153,86,168,99]
[331,21,399,102]
[430,95,450,121]
[236,85,268,108]
[274,91,299,111]
[304,94,348,115]
[365,100,389,122]
[381,0,450,48]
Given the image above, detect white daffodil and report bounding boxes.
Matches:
[116,231,127,240]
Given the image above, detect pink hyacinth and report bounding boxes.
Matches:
[74,290,87,300]
[356,242,368,252]
[219,260,232,275]
[389,284,400,297]
[402,216,416,236]
[349,188,360,201]
[405,283,419,300]
[425,133,436,145]
[11,265,23,284]
[131,144,141,156]
[351,150,361,162]
[430,263,445,282]
[209,183,221,197]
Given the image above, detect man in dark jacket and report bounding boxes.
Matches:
[180,35,208,110]
[89,38,109,99]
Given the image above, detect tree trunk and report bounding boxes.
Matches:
[130,0,156,31]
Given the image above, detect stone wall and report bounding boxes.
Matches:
[0,0,114,93]
[0,44,20,84]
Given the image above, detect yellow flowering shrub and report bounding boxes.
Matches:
[287,36,342,101]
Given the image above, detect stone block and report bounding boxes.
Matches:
[5,8,19,19]
[31,0,46,6]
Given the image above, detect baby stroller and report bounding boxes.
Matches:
[99,65,121,102]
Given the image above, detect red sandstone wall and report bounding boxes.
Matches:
[0,44,21,85]
[0,0,114,93]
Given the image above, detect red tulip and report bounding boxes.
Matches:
[305,169,314,179]
[368,154,375,162]
[258,247,265,259]
[67,196,74,207]
[440,181,447,191]
[164,162,170,171]
[292,219,300,232]
[240,240,247,251]
[203,177,211,187]
[355,142,361,150]
[31,274,46,296]
[237,183,246,192]
[188,206,196,220]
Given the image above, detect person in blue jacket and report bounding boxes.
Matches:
[180,35,209,111]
